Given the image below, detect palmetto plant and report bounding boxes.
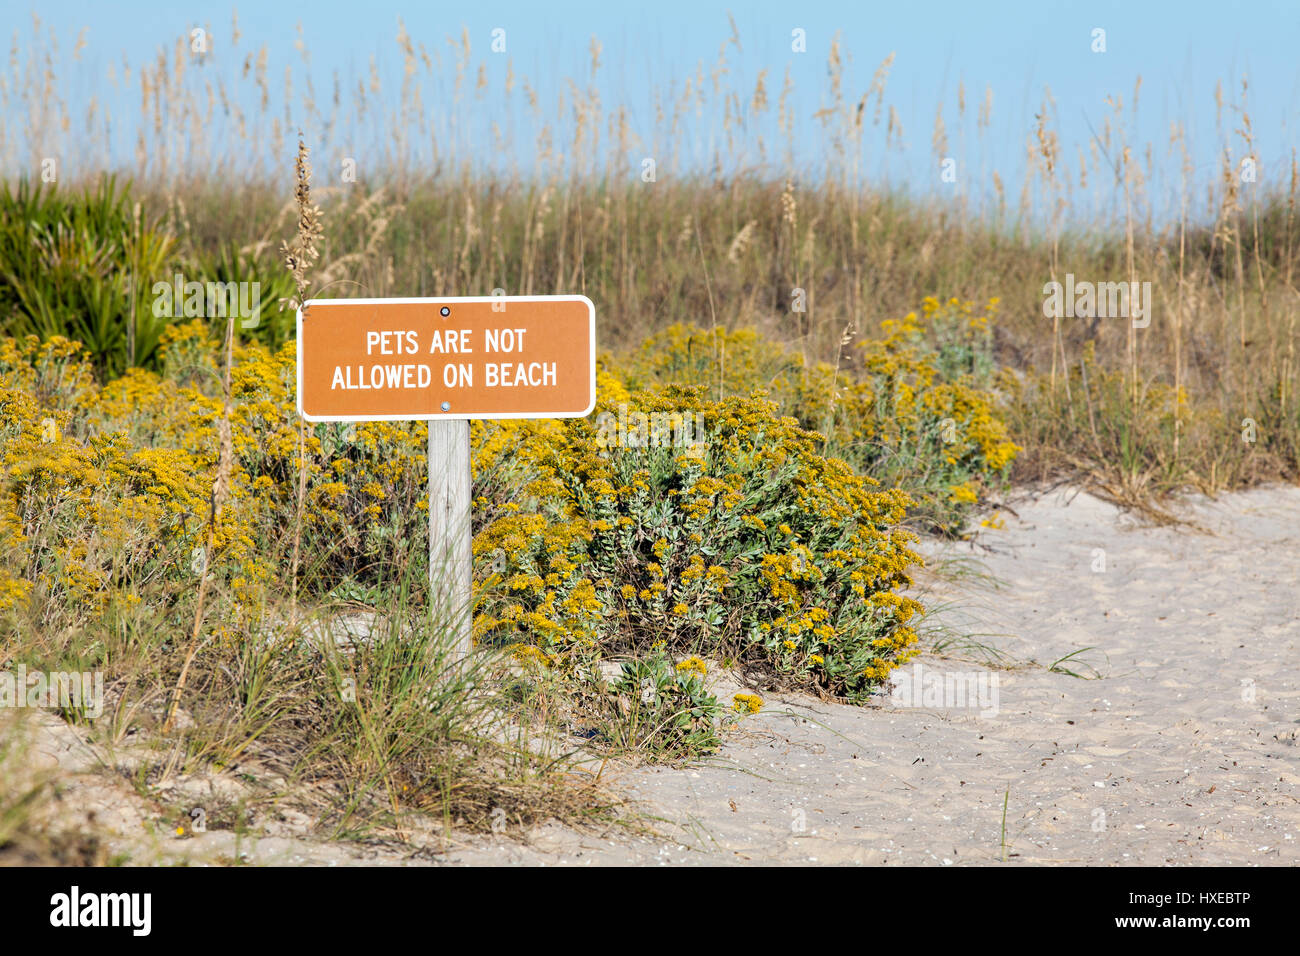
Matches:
[0,176,174,376]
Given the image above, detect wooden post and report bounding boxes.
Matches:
[428,419,472,661]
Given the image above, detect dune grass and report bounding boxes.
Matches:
[3,15,1297,502]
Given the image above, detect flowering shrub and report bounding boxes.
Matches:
[846,297,1020,527]
[0,335,265,621]
[475,382,924,702]
[626,297,1020,531]
[145,322,431,593]
[0,326,434,624]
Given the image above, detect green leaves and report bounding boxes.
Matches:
[0,176,298,378]
[605,651,723,760]
[188,242,298,348]
[0,176,175,376]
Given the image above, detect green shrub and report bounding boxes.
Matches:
[598,652,724,761]
[186,242,299,349]
[0,177,299,378]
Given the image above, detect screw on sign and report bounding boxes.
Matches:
[297,296,597,660]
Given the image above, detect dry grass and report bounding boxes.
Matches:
[114,168,1293,503]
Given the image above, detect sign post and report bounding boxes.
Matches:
[427,419,472,659]
[297,295,597,661]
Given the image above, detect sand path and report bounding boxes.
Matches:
[447,485,1300,865]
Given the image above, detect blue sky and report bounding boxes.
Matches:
[6,0,1300,224]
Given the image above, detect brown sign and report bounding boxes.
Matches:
[296,296,596,421]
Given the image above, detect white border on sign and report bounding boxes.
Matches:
[295,295,598,422]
